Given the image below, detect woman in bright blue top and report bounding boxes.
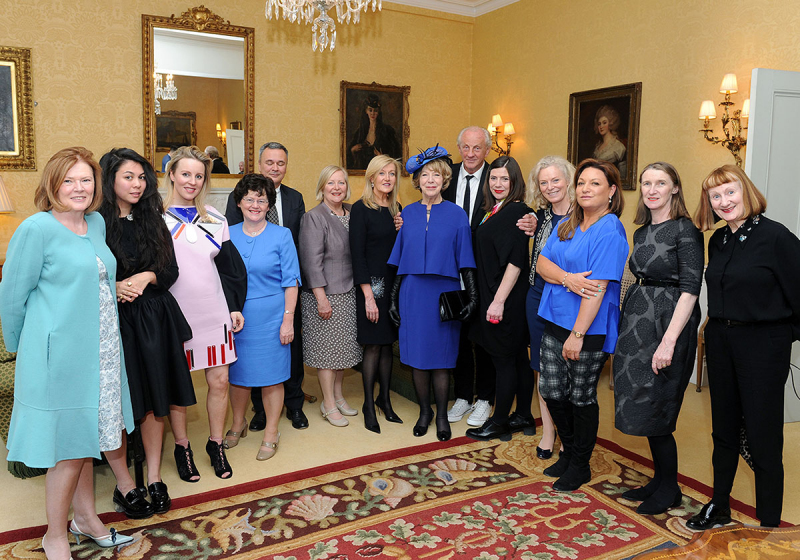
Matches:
[388,146,477,442]
[535,158,629,493]
[226,174,300,461]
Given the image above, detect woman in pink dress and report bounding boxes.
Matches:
[163,146,246,481]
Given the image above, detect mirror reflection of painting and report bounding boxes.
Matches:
[346,92,401,170]
[592,105,627,177]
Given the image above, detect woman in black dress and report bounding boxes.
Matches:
[687,165,800,530]
[612,162,703,515]
[100,148,195,517]
[465,156,532,441]
[347,94,401,170]
[350,155,403,433]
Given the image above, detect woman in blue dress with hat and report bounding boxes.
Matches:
[388,146,478,442]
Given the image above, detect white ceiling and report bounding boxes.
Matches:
[387,0,520,17]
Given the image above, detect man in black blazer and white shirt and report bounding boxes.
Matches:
[441,126,497,428]
[225,142,308,431]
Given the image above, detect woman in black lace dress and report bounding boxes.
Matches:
[613,162,703,515]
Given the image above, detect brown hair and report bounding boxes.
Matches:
[693,164,767,232]
[557,158,624,241]
[362,155,401,216]
[34,147,103,213]
[481,156,526,212]
[633,162,691,225]
[411,158,453,192]
[163,146,212,218]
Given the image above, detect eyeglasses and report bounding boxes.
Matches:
[243,197,268,206]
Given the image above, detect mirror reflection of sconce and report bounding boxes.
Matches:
[216,123,227,148]
[487,114,515,156]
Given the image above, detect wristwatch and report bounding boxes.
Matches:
[572,330,584,339]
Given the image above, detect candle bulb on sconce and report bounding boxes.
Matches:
[488,114,515,156]
[697,73,749,167]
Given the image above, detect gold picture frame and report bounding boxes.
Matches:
[567,82,642,190]
[0,46,35,170]
[340,81,410,176]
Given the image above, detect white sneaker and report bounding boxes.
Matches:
[467,399,492,427]
[447,398,474,422]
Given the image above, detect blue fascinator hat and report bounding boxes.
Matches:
[406,145,453,175]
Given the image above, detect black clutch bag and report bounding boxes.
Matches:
[439,290,469,322]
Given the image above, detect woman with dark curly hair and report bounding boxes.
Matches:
[346,94,401,170]
[98,148,195,517]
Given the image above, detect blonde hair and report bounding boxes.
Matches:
[693,164,767,232]
[362,155,401,216]
[411,159,453,191]
[315,165,351,201]
[34,147,103,213]
[527,155,576,210]
[163,146,212,218]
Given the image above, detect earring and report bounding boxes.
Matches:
[370,182,374,188]
[608,196,613,205]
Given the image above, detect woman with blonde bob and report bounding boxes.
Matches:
[535,159,629,492]
[524,155,575,457]
[686,165,800,531]
[1,147,135,559]
[349,155,404,433]
[300,165,363,428]
[613,162,703,515]
[163,146,246,482]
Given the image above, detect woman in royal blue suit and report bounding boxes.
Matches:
[0,147,134,560]
[388,146,478,442]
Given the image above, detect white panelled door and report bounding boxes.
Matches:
[745,67,800,422]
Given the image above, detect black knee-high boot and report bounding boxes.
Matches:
[543,398,574,478]
[553,402,598,491]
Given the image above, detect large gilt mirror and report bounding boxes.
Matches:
[142,6,254,176]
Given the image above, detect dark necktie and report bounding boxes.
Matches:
[463,175,474,221]
[266,204,279,225]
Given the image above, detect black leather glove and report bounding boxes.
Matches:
[458,268,478,322]
[389,275,402,328]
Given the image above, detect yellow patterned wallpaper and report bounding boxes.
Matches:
[471,0,800,244]
[0,1,473,256]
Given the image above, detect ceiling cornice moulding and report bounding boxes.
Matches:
[386,0,520,17]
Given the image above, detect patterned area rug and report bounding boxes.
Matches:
[0,435,762,560]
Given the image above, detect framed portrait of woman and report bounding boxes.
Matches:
[0,46,35,170]
[567,82,642,190]
[340,81,410,176]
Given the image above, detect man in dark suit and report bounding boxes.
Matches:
[206,146,230,174]
[225,142,308,430]
[441,126,497,428]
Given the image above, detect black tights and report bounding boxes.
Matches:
[361,344,395,423]
[644,434,679,497]
[412,368,450,433]
[491,347,535,423]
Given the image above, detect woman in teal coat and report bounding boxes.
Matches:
[0,147,134,560]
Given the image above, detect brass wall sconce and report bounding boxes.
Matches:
[216,123,227,147]
[487,114,515,157]
[698,73,749,167]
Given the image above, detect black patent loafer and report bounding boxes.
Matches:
[113,486,154,519]
[148,481,172,514]
[686,502,732,531]
[536,446,553,459]
[286,408,309,430]
[249,411,267,431]
[466,420,512,442]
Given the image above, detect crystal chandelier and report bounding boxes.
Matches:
[265,0,381,52]
[153,63,178,114]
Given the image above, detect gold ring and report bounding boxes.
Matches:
[127,281,132,286]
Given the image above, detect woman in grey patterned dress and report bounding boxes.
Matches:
[613,162,704,515]
[300,166,363,428]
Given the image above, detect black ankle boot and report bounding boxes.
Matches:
[174,443,200,482]
[206,439,233,479]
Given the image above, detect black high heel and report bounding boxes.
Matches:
[363,403,380,434]
[436,417,451,442]
[413,412,433,437]
[375,399,403,424]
